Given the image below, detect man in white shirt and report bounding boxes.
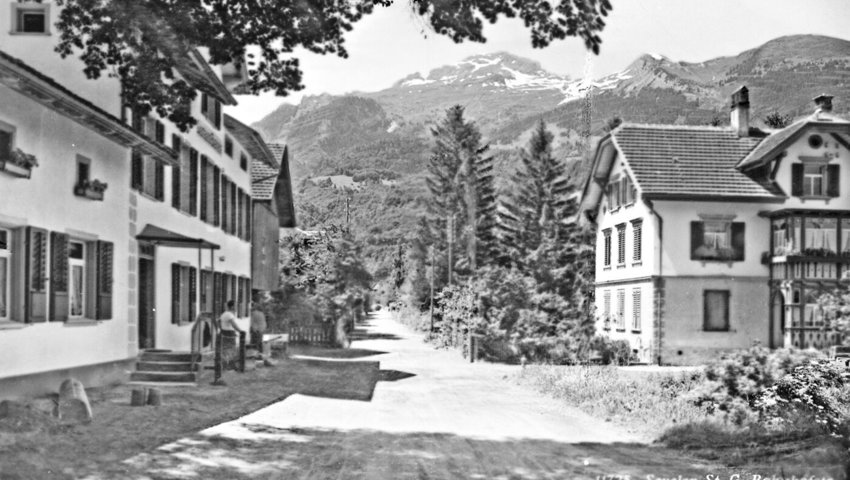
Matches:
[219,300,245,370]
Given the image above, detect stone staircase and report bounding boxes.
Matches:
[129,350,202,385]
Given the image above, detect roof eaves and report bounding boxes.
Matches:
[0,51,177,166]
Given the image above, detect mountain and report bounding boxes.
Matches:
[252,34,850,276]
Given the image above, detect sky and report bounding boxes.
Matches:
[227,0,850,124]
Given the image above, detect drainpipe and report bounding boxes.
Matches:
[645,199,663,365]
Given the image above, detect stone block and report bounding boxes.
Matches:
[146,388,162,406]
[57,378,92,423]
[130,388,147,407]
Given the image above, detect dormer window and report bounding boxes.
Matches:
[13,3,50,34]
[791,161,838,198]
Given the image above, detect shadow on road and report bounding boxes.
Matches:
[288,344,388,359]
[122,425,843,480]
[348,328,403,341]
[285,357,415,402]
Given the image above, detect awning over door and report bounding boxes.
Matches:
[136,225,220,250]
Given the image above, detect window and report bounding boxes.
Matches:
[704,290,730,331]
[616,224,626,265]
[804,217,837,255]
[200,93,222,129]
[602,229,612,267]
[224,136,233,157]
[171,264,197,324]
[0,124,15,159]
[632,220,642,263]
[132,148,164,201]
[791,163,838,197]
[606,174,636,210]
[602,290,611,330]
[632,288,641,331]
[76,157,90,187]
[154,120,165,144]
[0,229,9,321]
[240,153,248,171]
[691,221,745,261]
[68,241,85,319]
[616,289,626,330]
[13,3,49,34]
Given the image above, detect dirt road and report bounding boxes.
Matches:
[112,311,718,479]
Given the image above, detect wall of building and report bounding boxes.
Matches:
[0,84,132,379]
[133,91,252,352]
[0,0,123,116]
[252,202,280,292]
[660,276,769,365]
[594,279,655,363]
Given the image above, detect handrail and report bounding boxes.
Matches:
[190,312,215,377]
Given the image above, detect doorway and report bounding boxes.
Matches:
[138,245,156,350]
[770,292,785,348]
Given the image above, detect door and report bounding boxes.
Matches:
[138,257,156,349]
[770,292,785,348]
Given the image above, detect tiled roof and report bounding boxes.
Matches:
[612,124,780,199]
[737,112,850,169]
[736,120,808,169]
[251,158,278,200]
[224,115,278,168]
[267,143,287,163]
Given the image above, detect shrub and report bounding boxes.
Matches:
[755,360,848,435]
[687,347,825,425]
[590,336,634,365]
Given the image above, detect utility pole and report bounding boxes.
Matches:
[447,214,454,286]
[429,245,435,332]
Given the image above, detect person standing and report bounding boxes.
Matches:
[219,300,245,370]
[250,302,267,353]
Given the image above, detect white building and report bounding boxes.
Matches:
[580,87,850,365]
[0,1,259,396]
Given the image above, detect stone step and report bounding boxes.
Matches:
[139,351,200,363]
[129,371,197,383]
[136,361,199,372]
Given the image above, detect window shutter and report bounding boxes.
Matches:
[201,93,209,114]
[213,271,222,319]
[200,157,208,221]
[131,150,143,190]
[230,182,237,235]
[49,231,69,322]
[633,222,642,261]
[731,222,746,261]
[246,196,252,242]
[95,241,113,320]
[791,163,803,196]
[214,100,221,129]
[214,167,221,226]
[827,164,840,197]
[155,121,165,144]
[189,267,197,322]
[189,150,198,215]
[690,221,704,260]
[171,163,181,209]
[154,161,165,200]
[237,190,243,239]
[24,227,48,323]
[171,263,181,324]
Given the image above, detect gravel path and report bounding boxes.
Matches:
[110,311,718,479]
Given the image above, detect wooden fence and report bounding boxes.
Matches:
[289,323,335,345]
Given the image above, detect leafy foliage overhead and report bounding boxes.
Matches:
[48,0,611,130]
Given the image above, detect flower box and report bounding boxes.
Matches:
[0,148,38,178]
[74,179,108,201]
[0,159,32,178]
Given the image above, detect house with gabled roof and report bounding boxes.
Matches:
[223,116,296,295]
[580,87,850,365]
[0,0,260,396]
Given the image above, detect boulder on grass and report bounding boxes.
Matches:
[57,378,92,423]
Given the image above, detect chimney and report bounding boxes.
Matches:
[814,94,833,113]
[730,86,750,137]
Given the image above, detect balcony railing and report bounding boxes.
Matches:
[785,327,845,350]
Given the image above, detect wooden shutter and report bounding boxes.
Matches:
[221,176,229,232]
[24,227,48,323]
[95,241,113,320]
[155,121,165,144]
[690,222,704,260]
[731,222,746,261]
[154,161,165,200]
[201,93,209,115]
[236,190,243,238]
[246,196,252,242]
[189,149,198,215]
[200,156,208,221]
[791,163,803,196]
[131,150,143,190]
[213,271,222,319]
[49,231,69,322]
[171,162,181,209]
[230,182,237,235]
[214,167,221,226]
[827,164,840,197]
[214,99,221,129]
[189,267,197,323]
[171,263,181,324]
